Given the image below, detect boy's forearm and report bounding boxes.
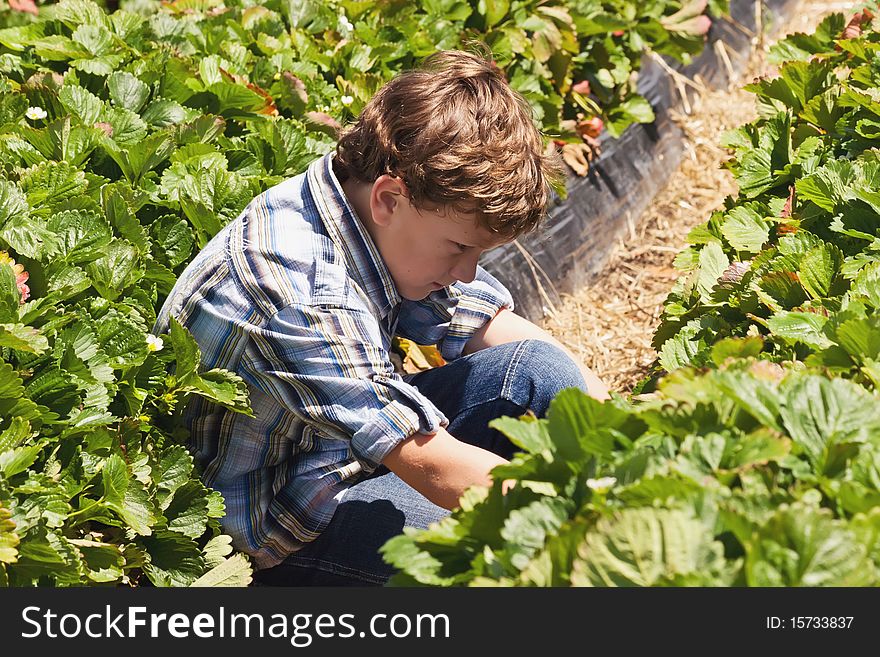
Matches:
[382,428,509,510]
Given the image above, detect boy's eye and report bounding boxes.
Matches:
[452,242,468,252]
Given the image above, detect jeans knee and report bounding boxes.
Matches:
[503,339,587,416]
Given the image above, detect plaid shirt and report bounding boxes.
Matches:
[153,152,514,569]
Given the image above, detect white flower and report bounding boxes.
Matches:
[586,476,617,492]
[340,95,354,106]
[25,106,47,121]
[146,334,164,352]
[338,13,354,34]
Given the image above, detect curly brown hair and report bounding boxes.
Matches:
[334,47,562,239]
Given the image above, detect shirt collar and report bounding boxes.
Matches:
[306,152,401,321]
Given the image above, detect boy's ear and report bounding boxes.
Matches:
[370,175,407,227]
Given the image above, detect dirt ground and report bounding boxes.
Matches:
[540,0,858,395]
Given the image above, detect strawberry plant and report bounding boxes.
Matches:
[381,5,880,587]
[649,6,880,391]
[0,0,729,586]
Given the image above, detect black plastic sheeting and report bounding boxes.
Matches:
[481,0,800,322]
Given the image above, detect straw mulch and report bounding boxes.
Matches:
[541,0,857,395]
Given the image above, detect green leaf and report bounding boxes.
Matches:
[725,430,791,470]
[101,453,129,508]
[834,318,880,361]
[795,160,855,212]
[164,480,209,539]
[101,131,175,185]
[19,160,89,212]
[142,98,192,128]
[721,205,770,253]
[151,215,194,269]
[47,208,112,264]
[74,540,124,583]
[102,106,148,146]
[107,71,150,114]
[185,369,252,415]
[746,503,875,586]
[710,336,764,365]
[696,242,729,301]
[546,388,630,462]
[779,376,880,471]
[0,416,31,452]
[0,503,19,564]
[86,239,144,301]
[155,444,195,506]
[201,534,234,569]
[756,271,807,311]
[0,324,48,354]
[767,311,833,350]
[797,243,843,299]
[481,0,510,28]
[190,553,252,587]
[95,308,149,368]
[141,530,204,587]
[605,95,655,138]
[489,415,552,454]
[119,482,155,536]
[658,324,702,371]
[852,263,880,307]
[102,186,149,255]
[168,315,201,383]
[500,496,573,570]
[58,84,104,125]
[0,442,43,478]
[572,508,727,586]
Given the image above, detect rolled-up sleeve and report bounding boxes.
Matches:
[241,302,448,471]
[396,265,515,362]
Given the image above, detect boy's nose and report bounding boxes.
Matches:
[449,252,480,284]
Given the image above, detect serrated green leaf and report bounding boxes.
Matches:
[86,239,144,301]
[696,242,729,301]
[0,323,48,354]
[500,496,573,570]
[798,243,843,299]
[767,311,833,350]
[101,453,128,508]
[202,534,234,569]
[168,315,201,382]
[58,84,104,125]
[489,415,552,454]
[165,480,209,539]
[572,508,725,586]
[108,71,150,114]
[779,376,880,471]
[0,503,19,564]
[141,530,204,587]
[47,208,112,264]
[721,206,770,253]
[190,552,252,587]
[746,503,875,586]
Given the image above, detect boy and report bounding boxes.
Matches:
[153,49,609,586]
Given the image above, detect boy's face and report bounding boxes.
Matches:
[362,176,510,301]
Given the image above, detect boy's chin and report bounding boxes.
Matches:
[399,282,443,301]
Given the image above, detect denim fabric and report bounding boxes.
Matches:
[251,339,588,586]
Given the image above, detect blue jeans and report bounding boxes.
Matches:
[251,339,588,586]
